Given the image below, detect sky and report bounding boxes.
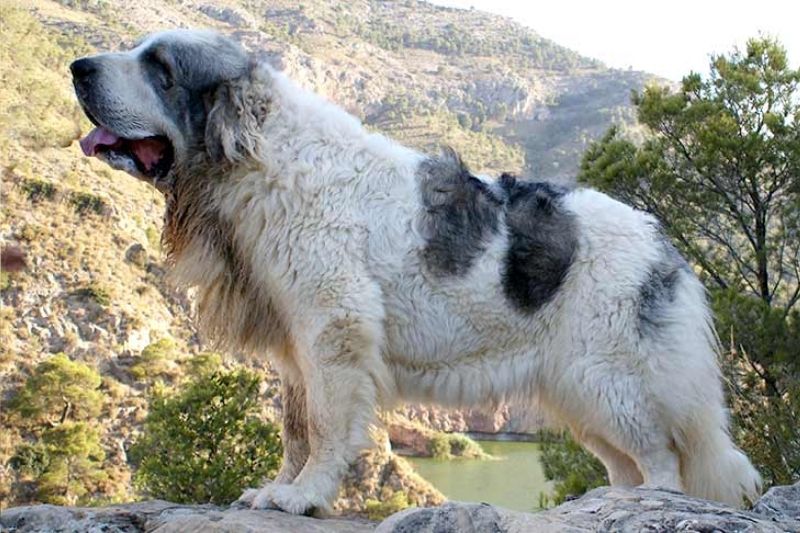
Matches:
[432,0,800,81]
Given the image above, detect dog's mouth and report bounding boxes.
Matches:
[78,114,175,184]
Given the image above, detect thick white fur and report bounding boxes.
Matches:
[91,31,761,512]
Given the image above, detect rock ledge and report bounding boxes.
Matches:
[2,482,799,532]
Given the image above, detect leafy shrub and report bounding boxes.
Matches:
[7,356,108,505]
[70,191,109,216]
[34,422,107,505]
[365,490,412,520]
[129,338,178,382]
[130,369,282,504]
[21,179,57,202]
[538,431,607,506]
[71,284,111,307]
[185,352,224,378]
[446,433,486,458]
[427,432,487,459]
[7,354,103,427]
[428,434,452,459]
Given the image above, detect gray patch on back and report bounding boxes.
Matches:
[499,174,577,313]
[418,150,503,277]
[638,230,691,336]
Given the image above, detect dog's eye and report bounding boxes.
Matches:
[147,51,174,91]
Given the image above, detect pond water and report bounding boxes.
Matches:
[407,440,552,512]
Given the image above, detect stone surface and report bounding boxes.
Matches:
[4,483,800,533]
[752,482,800,521]
[378,486,800,533]
[0,500,374,533]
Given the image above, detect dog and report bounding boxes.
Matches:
[71,29,760,514]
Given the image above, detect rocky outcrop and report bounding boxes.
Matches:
[4,483,799,533]
[396,403,547,434]
[335,447,445,515]
[380,485,800,532]
[0,500,374,533]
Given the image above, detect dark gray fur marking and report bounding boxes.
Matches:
[140,34,251,151]
[417,152,577,314]
[638,234,690,335]
[418,150,503,276]
[499,174,577,313]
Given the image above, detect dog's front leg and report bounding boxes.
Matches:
[274,378,310,484]
[248,314,386,515]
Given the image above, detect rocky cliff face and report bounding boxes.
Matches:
[3,483,799,533]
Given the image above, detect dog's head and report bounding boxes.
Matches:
[71,30,252,191]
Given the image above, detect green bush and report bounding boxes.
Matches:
[447,433,488,459]
[538,431,607,506]
[365,490,412,520]
[427,432,487,459]
[185,352,223,378]
[130,369,282,504]
[70,191,109,216]
[71,284,112,307]
[21,179,57,202]
[7,354,103,427]
[428,434,452,459]
[35,422,107,505]
[129,338,178,382]
[7,356,108,505]
[11,423,108,505]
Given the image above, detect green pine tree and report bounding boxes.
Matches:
[577,36,800,488]
[7,354,109,504]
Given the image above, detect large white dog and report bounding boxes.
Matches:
[71,30,760,514]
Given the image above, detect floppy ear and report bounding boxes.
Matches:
[204,67,272,163]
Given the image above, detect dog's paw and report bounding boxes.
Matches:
[249,483,327,516]
[232,486,277,510]
[232,487,262,509]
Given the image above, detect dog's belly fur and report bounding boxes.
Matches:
[378,234,547,408]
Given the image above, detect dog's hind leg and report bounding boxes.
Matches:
[557,369,682,494]
[589,406,682,492]
[631,438,682,491]
[581,434,643,487]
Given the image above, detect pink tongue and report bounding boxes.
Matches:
[79,127,119,156]
[78,128,166,171]
[131,138,166,171]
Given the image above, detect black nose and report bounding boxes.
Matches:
[70,58,97,80]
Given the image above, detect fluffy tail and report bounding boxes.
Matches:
[678,411,761,507]
[658,273,762,507]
